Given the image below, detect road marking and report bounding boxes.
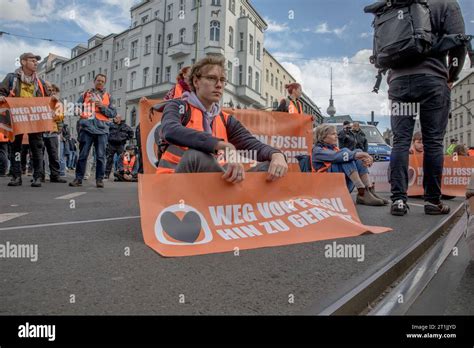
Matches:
[55,192,87,200]
[0,216,140,231]
[0,213,29,223]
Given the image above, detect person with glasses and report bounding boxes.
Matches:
[154,56,288,183]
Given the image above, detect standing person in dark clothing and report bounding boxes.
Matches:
[383,0,468,216]
[337,121,356,150]
[105,115,133,179]
[135,123,144,174]
[155,56,288,182]
[351,122,368,152]
[0,52,53,187]
[0,133,8,176]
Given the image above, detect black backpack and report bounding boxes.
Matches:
[365,0,472,93]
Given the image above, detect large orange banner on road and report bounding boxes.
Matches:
[139,98,313,174]
[0,97,56,141]
[370,155,473,197]
[138,172,391,257]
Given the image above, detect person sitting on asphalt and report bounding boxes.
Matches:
[409,131,424,155]
[452,144,469,157]
[105,115,134,179]
[312,124,388,206]
[154,55,288,183]
[446,139,458,155]
[114,145,139,182]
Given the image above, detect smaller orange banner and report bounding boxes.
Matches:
[0,97,56,141]
[139,172,391,257]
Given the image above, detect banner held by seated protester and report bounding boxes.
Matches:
[370,155,474,197]
[138,98,313,174]
[139,172,392,257]
[0,97,56,141]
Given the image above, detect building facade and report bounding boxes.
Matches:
[38,0,320,133]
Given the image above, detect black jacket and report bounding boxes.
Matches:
[352,130,368,152]
[108,121,134,145]
[337,128,356,150]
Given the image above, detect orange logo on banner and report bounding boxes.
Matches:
[138,172,391,257]
[369,155,473,197]
[138,98,313,174]
[0,97,56,141]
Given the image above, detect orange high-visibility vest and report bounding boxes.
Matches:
[288,98,303,114]
[156,103,230,174]
[80,90,111,122]
[0,132,8,142]
[469,149,474,157]
[123,155,136,172]
[316,145,341,173]
[173,83,185,99]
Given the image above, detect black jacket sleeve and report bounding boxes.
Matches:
[445,1,467,82]
[0,74,13,97]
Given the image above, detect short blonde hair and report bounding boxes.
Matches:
[314,124,336,144]
[187,56,226,92]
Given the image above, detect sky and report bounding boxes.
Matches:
[0,0,473,131]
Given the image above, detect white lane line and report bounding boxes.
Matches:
[0,215,140,231]
[0,213,29,223]
[55,192,87,200]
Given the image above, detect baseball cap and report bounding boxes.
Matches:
[20,52,41,62]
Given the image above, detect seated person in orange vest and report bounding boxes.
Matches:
[409,131,424,155]
[469,146,474,157]
[164,66,191,100]
[452,144,469,157]
[155,56,288,183]
[114,145,138,182]
[312,124,388,206]
[69,74,117,188]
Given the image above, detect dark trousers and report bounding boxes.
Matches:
[42,135,61,179]
[388,74,451,203]
[20,144,30,172]
[137,146,144,174]
[105,143,124,177]
[0,142,8,175]
[11,133,44,179]
[75,131,107,181]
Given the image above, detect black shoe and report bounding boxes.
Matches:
[96,179,104,188]
[424,202,450,215]
[7,177,22,186]
[31,178,42,187]
[50,177,67,183]
[391,199,409,216]
[69,179,83,187]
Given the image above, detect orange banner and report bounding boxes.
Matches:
[138,98,313,174]
[139,172,391,257]
[0,97,56,141]
[370,155,473,197]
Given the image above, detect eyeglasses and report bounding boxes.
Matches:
[200,75,227,86]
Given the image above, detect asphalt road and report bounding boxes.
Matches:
[0,173,466,315]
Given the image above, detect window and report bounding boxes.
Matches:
[154,10,160,18]
[143,67,149,87]
[116,42,120,52]
[454,116,458,129]
[105,51,109,61]
[271,73,274,86]
[265,93,269,106]
[178,62,184,71]
[179,0,185,13]
[460,114,463,127]
[155,67,161,84]
[130,71,136,89]
[131,108,137,127]
[255,71,260,92]
[117,98,121,108]
[228,26,234,48]
[167,33,173,47]
[113,80,117,90]
[99,50,102,60]
[142,15,149,24]
[167,4,173,21]
[248,66,252,88]
[119,78,122,88]
[229,0,235,13]
[238,65,243,85]
[210,21,220,41]
[114,60,118,71]
[165,66,171,82]
[193,0,200,8]
[460,95,463,105]
[280,81,283,93]
[249,35,254,55]
[80,58,86,67]
[256,41,261,60]
[211,0,221,5]
[468,90,471,101]
[239,32,244,51]
[193,23,198,43]
[119,58,123,69]
[131,40,138,59]
[275,77,278,90]
[450,119,453,131]
[266,69,269,82]
[145,35,151,54]
[80,75,85,85]
[227,61,233,84]
[157,34,162,53]
[179,28,186,43]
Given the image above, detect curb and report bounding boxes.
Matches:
[314,202,465,315]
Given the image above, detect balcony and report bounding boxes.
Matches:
[167,42,193,58]
[236,85,265,107]
[203,45,225,57]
